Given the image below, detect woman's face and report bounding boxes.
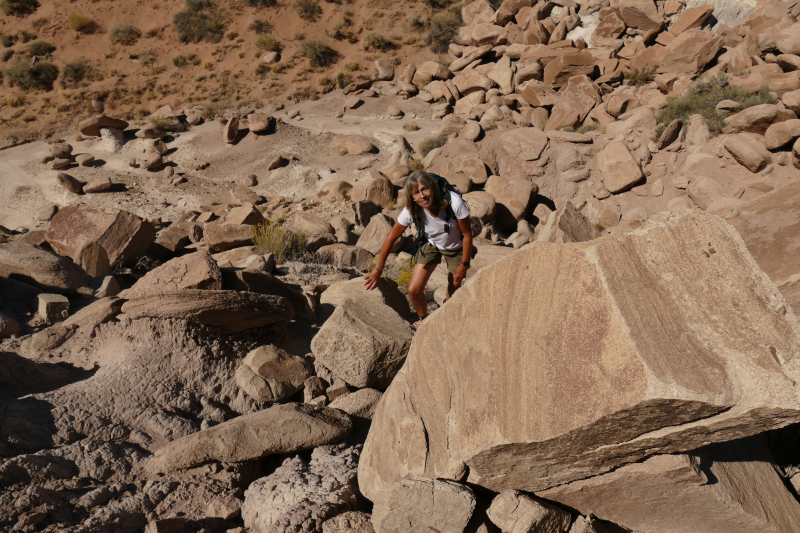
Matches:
[412,183,433,209]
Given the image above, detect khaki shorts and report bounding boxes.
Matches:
[417,242,463,274]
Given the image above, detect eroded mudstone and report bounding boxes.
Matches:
[359,210,800,501]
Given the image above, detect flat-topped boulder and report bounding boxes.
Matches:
[123,251,222,299]
[359,210,800,501]
[78,115,130,137]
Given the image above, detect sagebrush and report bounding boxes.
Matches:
[27,40,54,56]
[297,38,337,67]
[109,22,141,44]
[427,9,462,53]
[4,58,58,90]
[67,13,97,33]
[173,0,225,43]
[1,0,39,17]
[419,134,446,157]
[293,0,321,21]
[252,223,309,263]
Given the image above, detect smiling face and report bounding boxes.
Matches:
[412,183,433,210]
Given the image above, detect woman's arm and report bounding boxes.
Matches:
[453,218,473,286]
[363,221,408,290]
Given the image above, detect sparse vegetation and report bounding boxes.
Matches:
[27,40,54,56]
[576,123,598,134]
[1,0,39,17]
[427,9,462,53]
[5,93,23,106]
[246,0,277,7]
[404,121,420,131]
[1,49,14,62]
[17,30,36,43]
[67,13,97,33]
[252,222,309,263]
[3,57,58,90]
[109,22,142,44]
[1,35,16,47]
[249,19,272,34]
[297,38,338,68]
[655,75,778,138]
[419,134,446,157]
[293,0,322,21]
[363,32,396,51]
[60,57,103,88]
[172,54,188,67]
[255,34,280,51]
[328,15,352,40]
[408,158,424,170]
[624,64,658,86]
[173,0,225,44]
[255,63,269,77]
[406,13,424,31]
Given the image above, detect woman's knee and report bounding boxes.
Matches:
[408,284,425,299]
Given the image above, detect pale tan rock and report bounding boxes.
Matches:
[49,143,73,159]
[499,127,548,161]
[532,201,601,244]
[334,246,373,270]
[449,45,493,72]
[372,479,475,533]
[83,176,112,193]
[320,277,410,319]
[454,91,486,114]
[63,296,122,330]
[687,176,725,210]
[329,389,382,420]
[331,135,376,155]
[486,490,571,533]
[453,70,495,95]
[485,174,538,228]
[619,0,664,31]
[141,153,163,170]
[124,251,222,299]
[359,210,800,500]
[0,311,20,338]
[323,512,375,533]
[656,119,682,149]
[670,4,714,35]
[777,23,800,56]
[685,113,711,146]
[543,50,594,87]
[597,141,643,193]
[0,243,85,294]
[121,290,293,331]
[78,115,129,137]
[223,116,239,144]
[316,181,353,202]
[356,214,406,255]
[375,59,394,81]
[75,153,95,166]
[604,107,658,137]
[38,293,69,324]
[236,345,313,402]
[463,191,496,223]
[351,170,394,208]
[462,0,495,25]
[136,123,166,139]
[146,403,351,474]
[724,134,773,173]
[412,61,451,85]
[657,29,724,76]
[203,223,254,252]
[782,89,800,113]
[765,119,800,150]
[593,10,627,40]
[473,23,504,45]
[290,211,336,249]
[56,172,82,194]
[723,104,796,134]
[312,298,413,389]
[541,435,800,533]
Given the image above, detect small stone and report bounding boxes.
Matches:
[326,380,350,402]
[50,158,72,170]
[36,204,58,221]
[56,172,83,194]
[84,176,112,193]
[387,105,403,117]
[162,166,174,180]
[38,293,70,324]
[94,275,121,298]
[141,153,164,170]
[288,110,300,118]
[75,153,95,166]
[244,174,257,186]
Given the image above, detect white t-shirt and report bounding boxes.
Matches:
[397,191,471,251]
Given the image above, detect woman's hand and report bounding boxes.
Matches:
[364,268,381,290]
[453,264,467,287]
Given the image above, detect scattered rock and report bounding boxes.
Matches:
[0,242,88,293]
[37,293,69,324]
[78,115,129,137]
[56,172,83,194]
[235,345,313,402]
[372,479,476,533]
[224,116,240,143]
[724,134,773,173]
[486,490,571,533]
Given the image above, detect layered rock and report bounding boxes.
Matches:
[359,210,800,500]
[0,242,88,294]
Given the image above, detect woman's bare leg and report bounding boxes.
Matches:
[407,262,438,317]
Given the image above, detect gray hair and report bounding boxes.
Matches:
[402,170,449,219]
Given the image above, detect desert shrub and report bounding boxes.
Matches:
[17,30,36,43]
[408,158,423,170]
[173,0,225,43]
[427,9,461,53]
[406,13,424,31]
[172,54,188,67]
[109,22,141,44]
[403,121,419,131]
[343,60,358,71]
[67,13,97,33]
[1,35,16,47]
[291,85,319,101]
[4,58,58,90]
[61,58,102,87]
[334,71,351,88]
[255,63,269,77]
[422,0,452,10]
[293,0,321,21]
[28,40,54,56]
[246,0,277,6]
[1,49,14,61]
[297,38,337,68]
[249,19,271,34]
[576,123,598,134]
[252,222,308,263]
[255,33,280,51]
[362,32,396,51]
[227,31,238,40]
[1,0,39,17]
[5,93,23,106]
[656,76,778,138]
[328,16,352,40]
[624,63,658,86]
[419,134,446,157]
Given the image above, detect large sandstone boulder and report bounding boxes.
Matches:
[235,345,313,402]
[320,277,410,319]
[484,175,538,231]
[372,479,476,533]
[123,251,222,299]
[312,298,413,389]
[355,214,406,255]
[723,134,773,173]
[765,119,800,150]
[0,242,88,294]
[146,403,351,473]
[657,29,724,75]
[290,211,336,249]
[204,222,254,252]
[359,210,800,501]
[222,269,315,321]
[543,50,594,87]
[44,206,156,267]
[618,0,663,31]
[351,171,394,208]
[541,435,800,533]
[331,135,376,155]
[532,201,601,244]
[121,290,294,331]
[596,141,643,193]
[723,104,796,134]
[486,490,571,533]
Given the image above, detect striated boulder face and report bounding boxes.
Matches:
[359,210,800,501]
[0,242,88,294]
[123,251,222,299]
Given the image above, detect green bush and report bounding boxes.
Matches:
[655,75,778,138]
[60,58,98,88]
[403,121,419,131]
[4,58,58,90]
[419,134,446,157]
[109,22,142,44]
[624,63,658,86]
[67,13,97,33]
[1,34,16,47]
[427,9,462,53]
[297,38,337,68]
[362,32,396,51]
[255,33,280,51]
[293,0,321,21]
[28,40,54,56]
[1,0,39,17]
[246,0,277,7]
[249,19,271,34]
[173,0,225,43]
